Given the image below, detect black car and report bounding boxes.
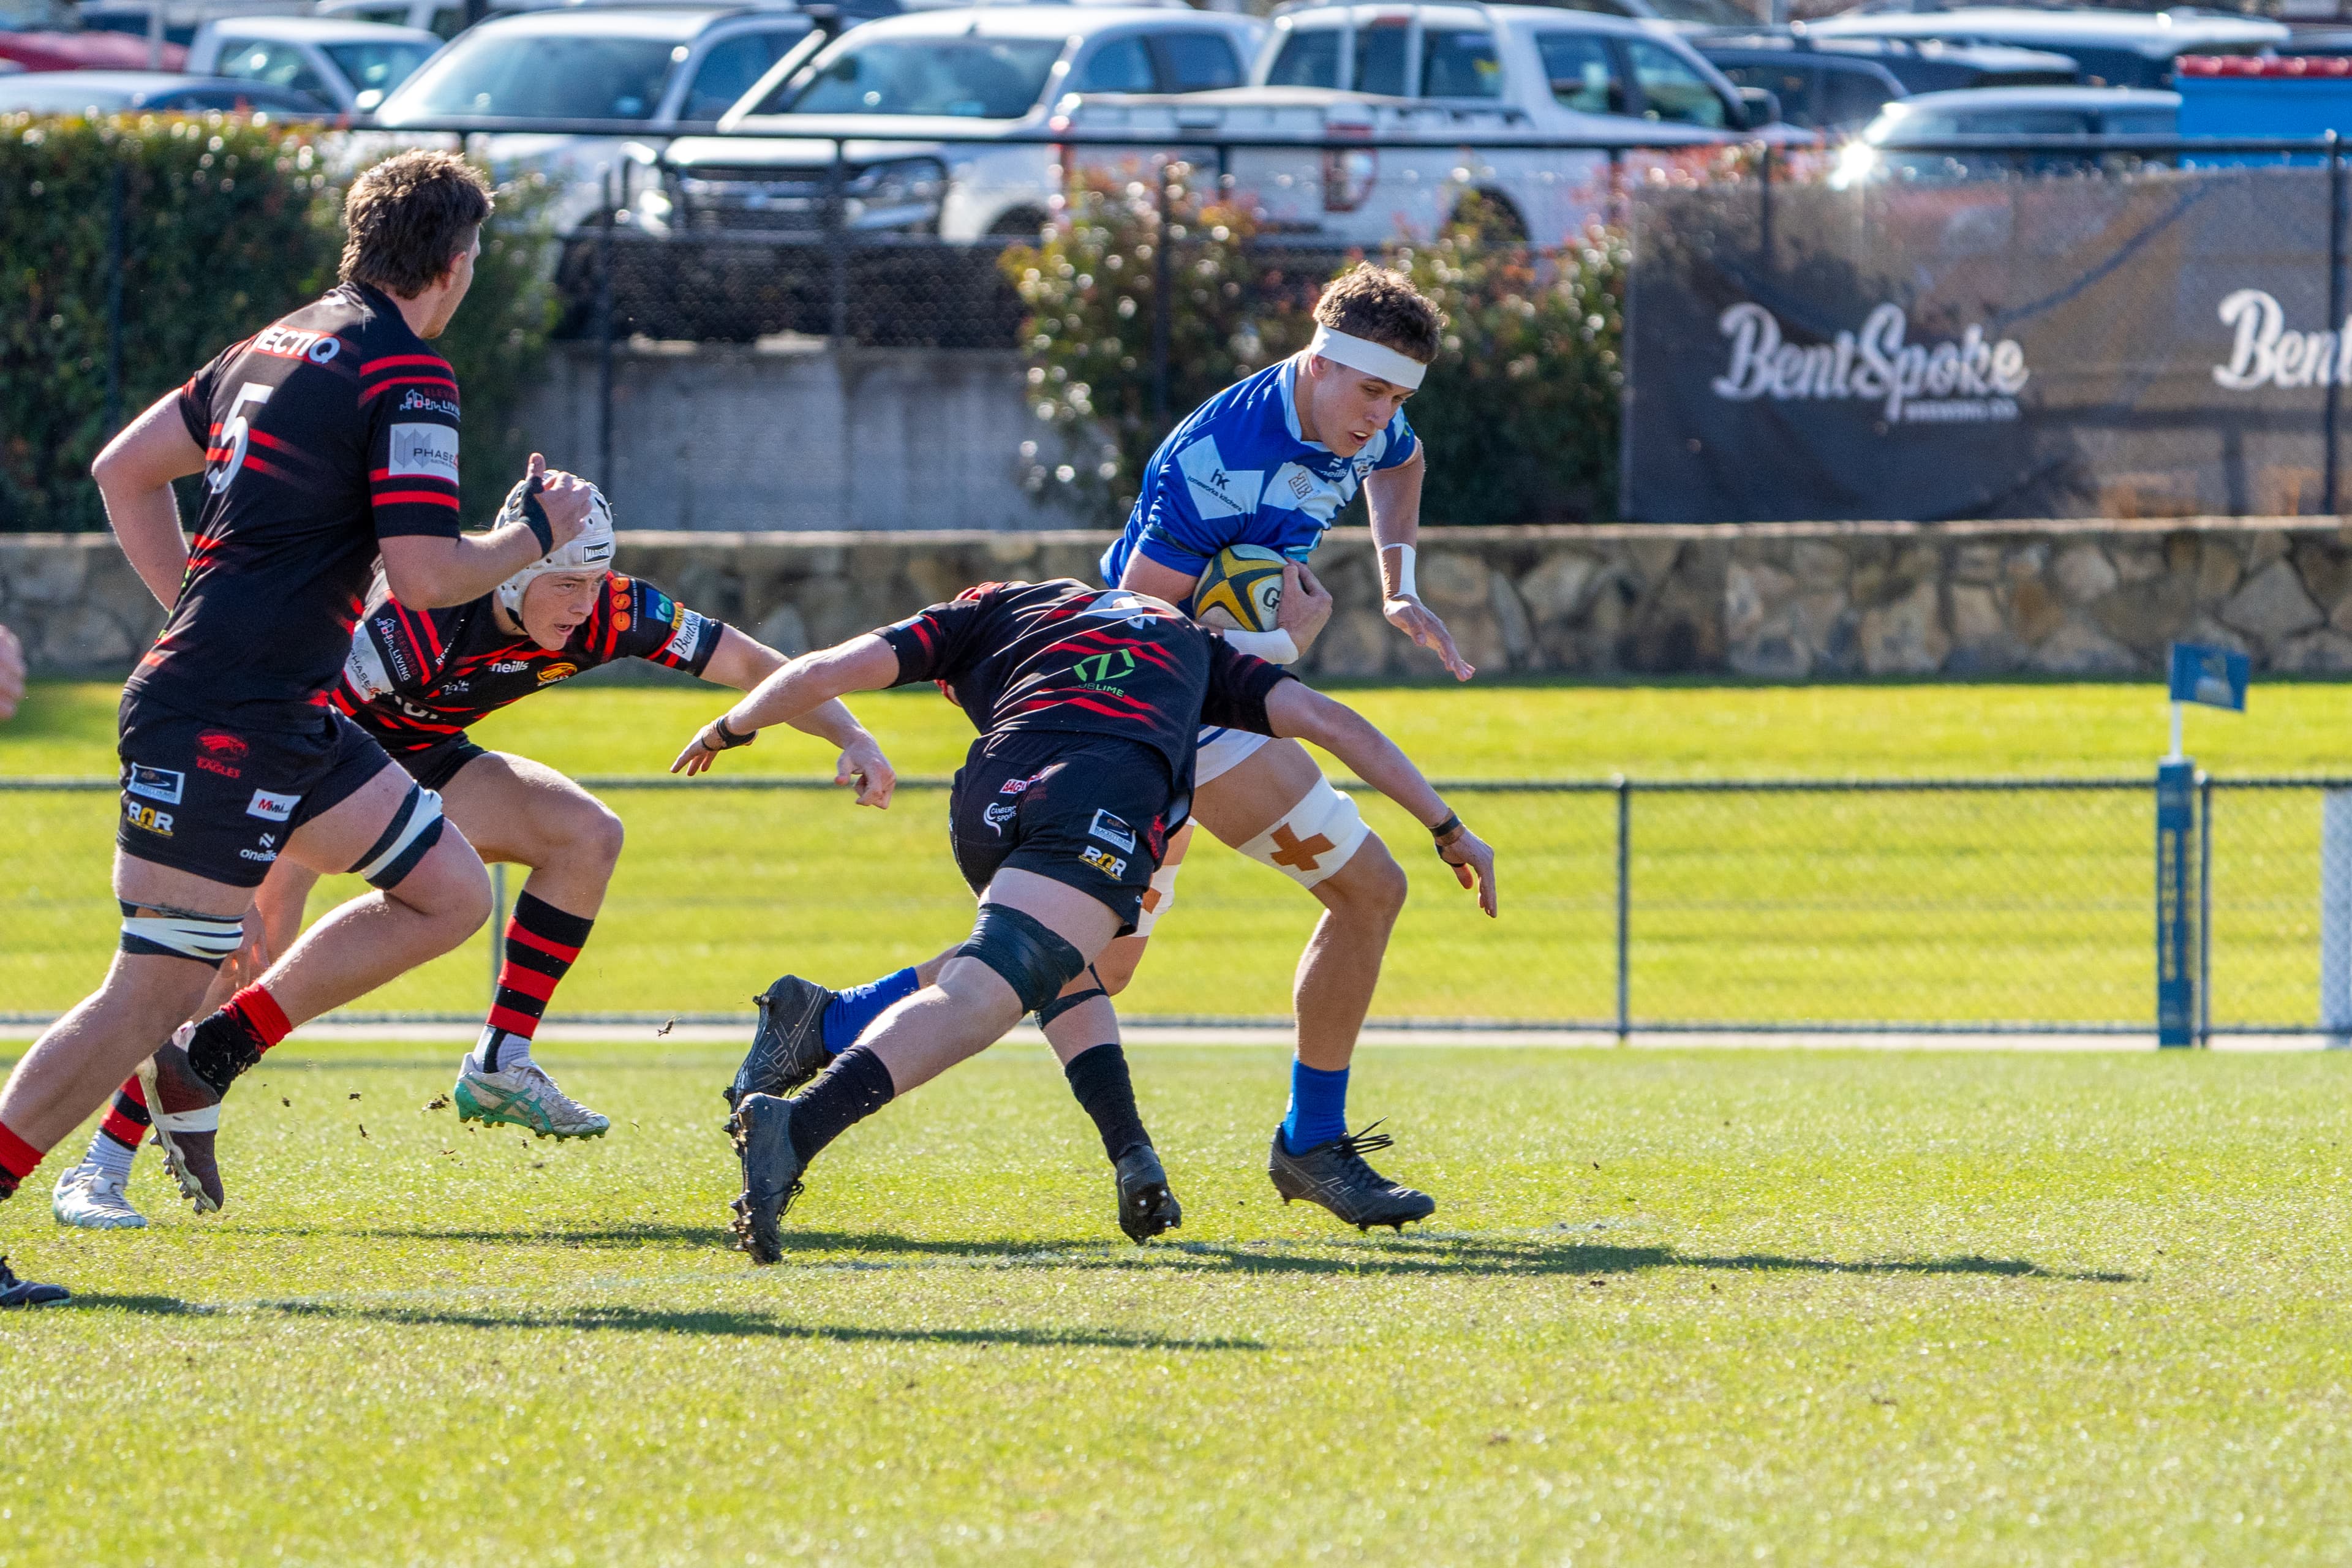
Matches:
[1697,30,2076,132]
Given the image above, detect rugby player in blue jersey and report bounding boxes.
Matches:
[736,265,1473,1232]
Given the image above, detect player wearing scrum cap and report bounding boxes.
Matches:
[741,264,1465,1232]
[52,476,895,1228]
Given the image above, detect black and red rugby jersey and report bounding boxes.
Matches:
[130,282,466,728]
[335,573,723,755]
[878,579,1291,783]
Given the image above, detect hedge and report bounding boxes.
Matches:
[1,115,557,532]
[1002,170,1627,529]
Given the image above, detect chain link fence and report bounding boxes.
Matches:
[8,772,2346,1037]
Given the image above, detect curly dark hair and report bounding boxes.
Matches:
[339,151,492,299]
[1313,262,1445,365]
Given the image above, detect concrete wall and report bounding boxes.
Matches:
[18,516,2352,680]
[519,341,1041,533]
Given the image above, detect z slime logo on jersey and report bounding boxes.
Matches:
[1072,649,1136,690]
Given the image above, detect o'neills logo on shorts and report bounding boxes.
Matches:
[2212,290,2352,390]
[1710,302,2027,426]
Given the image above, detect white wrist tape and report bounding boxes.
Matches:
[1306,324,1428,390]
[1384,543,1418,601]
[1223,627,1300,665]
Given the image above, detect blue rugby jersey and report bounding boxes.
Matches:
[1099,359,1419,586]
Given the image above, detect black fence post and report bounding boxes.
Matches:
[828,140,849,344]
[1615,775,1631,1044]
[104,159,126,441]
[596,165,616,493]
[1152,159,1172,421]
[2328,132,2344,516]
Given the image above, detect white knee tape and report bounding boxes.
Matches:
[1238,777,1370,889]
[1133,861,1182,938]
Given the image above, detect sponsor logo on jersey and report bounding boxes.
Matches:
[443,679,469,695]
[1088,809,1137,854]
[124,802,174,837]
[537,662,578,685]
[1072,648,1136,689]
[648,589,677,625]
[984,801,1018,834]
[195,756,242,779]
[998,769,1049,797]
[126,764,184,805]
[387,423,460,483]
[398,388,461,417]
[491,660,529,674]
[662,609,709,663]
[1080,845,1128,880]
[239,848,277,862]
[198,731,249,760]
[1177,436,1264,520]
[246,788,298,823]
[253,325,341,364]
[1286,469,1315,500]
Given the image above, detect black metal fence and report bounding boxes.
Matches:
[7,770,2349,1039]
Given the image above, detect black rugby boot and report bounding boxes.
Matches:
[725,1093,805,1265]
[1267,1121,1436,1232]
[727,975,832,1109]
[1113,1145,1182,1245]
[0,1255,69,1308]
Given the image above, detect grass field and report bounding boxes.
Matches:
[5,1038,2352,1564]
[6,677,2351,1027]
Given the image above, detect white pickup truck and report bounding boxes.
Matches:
[1055,1,1775,247]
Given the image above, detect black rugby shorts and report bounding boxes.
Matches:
[948,732,1178,935]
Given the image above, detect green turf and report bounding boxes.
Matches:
[6,678,2350,1027]
[5,1039,2350,1564]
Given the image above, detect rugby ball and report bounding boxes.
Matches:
[1190,545,1285,633]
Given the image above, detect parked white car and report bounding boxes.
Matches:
[1058,2,1771,247]
[1807,6,2285,90]
[186,15,441,115]
[368,5,828,230]
[639,4,1267,241]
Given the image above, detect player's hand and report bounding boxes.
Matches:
[1276,561,1334,650]
[529,453,592,551]
[836,733,896,809]
[220,907,273,990]
[671,717,753,776]
[1436,821,1498,918]
[0,623,23,722]
[1385,594,1474,682]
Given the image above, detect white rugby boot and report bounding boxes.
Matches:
[453,1060,611,1139]
[52,1162,148,1230]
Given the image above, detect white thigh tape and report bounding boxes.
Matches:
[151,1105,221,1134]
[1238,777,1370,889]
[1133,861,1182,939]
[119,911,245,965]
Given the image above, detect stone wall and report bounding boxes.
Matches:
[16,516,2352,680]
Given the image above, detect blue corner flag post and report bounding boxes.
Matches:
[2158,644,2250,1048]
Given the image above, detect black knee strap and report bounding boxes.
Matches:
[1035,963,1108,1028]
[956,904,1088,1016]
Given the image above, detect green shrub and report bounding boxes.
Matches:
[1001,178,1628,527]
[0,115,557,532]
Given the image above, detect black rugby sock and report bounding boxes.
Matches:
[1063,1043,1150,1163]
[786,1046,896,1166]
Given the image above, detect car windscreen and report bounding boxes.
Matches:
[1267,27,1341,88]
[778,36,1063,118]
[386,33,682,120]
[323,40,434,99]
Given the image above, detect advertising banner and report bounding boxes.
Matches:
[1624,165,2342,521]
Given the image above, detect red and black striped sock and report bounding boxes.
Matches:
[478,892,596,1073]
[88,1079,152,1177]
[0,1119,46,1202]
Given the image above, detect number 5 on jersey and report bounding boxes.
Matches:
[208,382,276,496]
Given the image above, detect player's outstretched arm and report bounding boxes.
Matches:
[378,454,594,608]
[698,625,895,807]
[1264,677,1497,917]
[1368,451,1474,683]
[91,391,207,609]
[671,633,901,777]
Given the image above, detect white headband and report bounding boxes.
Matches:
[1306,324,1428,390]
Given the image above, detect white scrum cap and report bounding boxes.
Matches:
[494,477,616,615]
